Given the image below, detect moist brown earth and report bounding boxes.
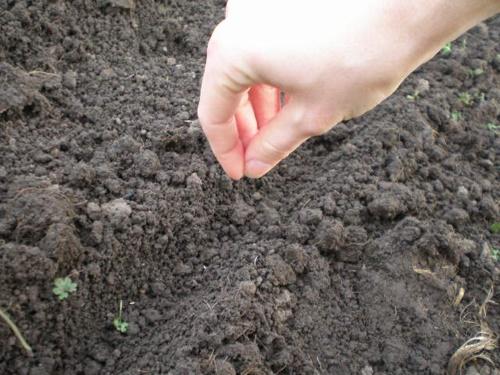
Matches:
[1,1,499,374]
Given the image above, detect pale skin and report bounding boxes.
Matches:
[198,0,500,180]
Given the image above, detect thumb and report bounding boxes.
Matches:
[244,99,321,178]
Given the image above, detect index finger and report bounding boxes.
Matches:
[198,24,256,180]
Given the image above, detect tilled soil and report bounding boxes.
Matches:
[0,1,499,374]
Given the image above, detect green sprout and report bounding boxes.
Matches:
[461,38,467,50]
[52,277,77,301]
[406,90,420,101]
[451,111,462,121]
[113,300,128,333]
[441,42,452,56]
[491,222,500,234]
[486,123,499,133]
[458,92,473,106]
[469,68,484,77]
[492,247,500,262]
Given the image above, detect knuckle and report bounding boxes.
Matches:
[261,138,287,159]
[302,121,330,137]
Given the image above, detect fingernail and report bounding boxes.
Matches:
[245,159,272,178]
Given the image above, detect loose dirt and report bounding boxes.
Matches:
[0,1,499,374]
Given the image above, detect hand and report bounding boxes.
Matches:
[197,0,499,180]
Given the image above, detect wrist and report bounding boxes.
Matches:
[394,0,499,71]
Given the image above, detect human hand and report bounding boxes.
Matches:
[197,0,499,180]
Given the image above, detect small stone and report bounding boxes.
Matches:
[479,196,498,219]
[444,207,469,226]
[167,57,176,66]
[266,254,296,286]
[284,244,307,274]
[298,208,323,225]
[143,308,162,323]
[90,221,104,244]
[102,199,132,226]
[457,186,469,198]
[62,70,77,89]
[70,162,96,186]
[186,172,202,188]
[173,262,192,275]
[134,150,160,178]
[100,67,115,79]
[232,200,255,225]
[86,202,101,220]
[275,290,292,306]
[416,79,430,95]
[368,194,406,219]
[361,365,374,375]
[239,281,257,296]
[315,219,345,254]
[33,151,53,164]
[0,166,7,179]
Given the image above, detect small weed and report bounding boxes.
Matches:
[113,300,128,333]
[486,123,499,133]
[475,92,486,102]
[53,277,77,301]
[451,111,462,121]
[441,42,452,56]
[491,222,500,234]
[491,247,500,262]
[469,68,484,77]
[406,90,420,101]
[461,38,467,50]
[458,92,473,106]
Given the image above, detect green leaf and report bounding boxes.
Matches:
[491,247,500,262]
[113,318,128,333]
[490,222,500,234]
[52,277,77,301]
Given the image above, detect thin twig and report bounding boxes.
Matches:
[0,307,33,354]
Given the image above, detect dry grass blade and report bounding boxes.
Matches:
[478,286,496,320]
[0,307,33,355]
[447,323,497,375]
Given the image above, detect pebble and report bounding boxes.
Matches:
[298,208,323,225]
[315,219,345,253]
[239,281,257,296]
[186,172,202,188]
[90,221,104,244]
[86,202,101,220]
[134,150,160,178]
[62,70,77,89]
[102,199,132,226]
[33,151,53,164]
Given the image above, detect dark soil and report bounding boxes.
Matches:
[1,1,499,374]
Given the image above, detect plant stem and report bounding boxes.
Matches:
[0,307,33,355]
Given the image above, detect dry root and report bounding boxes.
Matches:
[447,285,498,375]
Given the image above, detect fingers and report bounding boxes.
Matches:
[244,100,311,178]
[198,27,251,180]
[249,84,281,128]
[235,92,258,148]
